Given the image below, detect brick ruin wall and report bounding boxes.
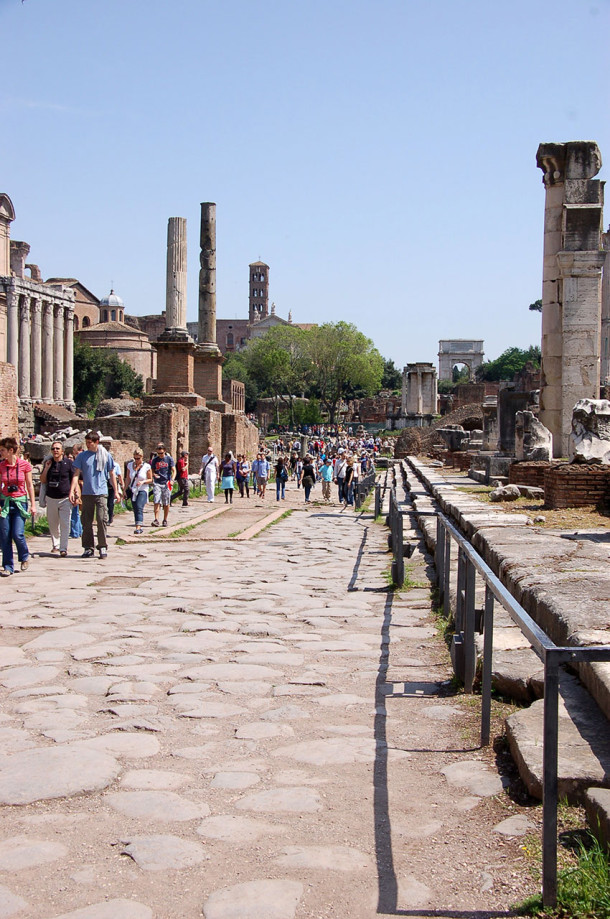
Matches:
[0,361,18,438]
[508,461,553,489]
[544,463,610,509]
[95,405,190,464]
[221,413,259,460]
[188,407,223,473]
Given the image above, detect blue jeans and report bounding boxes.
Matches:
[0,503,30,573]
[70,504,83,538]
[304,483,312,502]
[337,478,345,502]
[345,481,354,506]
[276,479,286,500]
[133,490,148,526]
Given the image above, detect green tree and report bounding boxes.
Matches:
[476,345,541,382]
[306,322,383,424]
[243,325,311,427]
[452,364,471,384]
[529,299,542,312]
[222,350,258,414]
[73,340,143,410]
[381,358,402,392]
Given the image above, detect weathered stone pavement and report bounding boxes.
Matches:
[0,481,537,918]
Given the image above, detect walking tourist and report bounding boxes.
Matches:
[302,455,316,504]
[320,456,333,502]
[107,451,123,524]
[69,443,83,539]
[255,451,270,498]
[334,452,347,504]
[150,443,175,527]
[275,456,288,501]
[221,453,236,504]
[236,454,250,498]
[69,431,117,560]
[125,448,153,535]
[171,451,190,507]
[40,440,73,557]
[344,457,355,507]
[0,437,36,577]
[200,447,218,503]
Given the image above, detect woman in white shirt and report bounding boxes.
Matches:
[124,449,153,535]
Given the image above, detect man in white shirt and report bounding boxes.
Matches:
[200,447,219,503]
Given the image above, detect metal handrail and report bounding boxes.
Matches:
[434,509,610,907]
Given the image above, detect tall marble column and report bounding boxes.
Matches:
[18,296,31,399]
[401,367,407,415]
[198,202,219,351]
[6,285,18,373]
[53,304,64,401]
[63,305,74,403]
[166,217,187,331]
[42,302,54,402]
[30,298,42,401]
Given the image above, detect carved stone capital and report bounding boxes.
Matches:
[537,140,602,186]
[30,297,42,317]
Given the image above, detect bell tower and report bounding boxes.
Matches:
[249,261,269,323]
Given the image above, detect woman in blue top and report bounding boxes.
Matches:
[221,453,236,504]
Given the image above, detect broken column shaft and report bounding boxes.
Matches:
[165,217,187,331]
[198,202,219,352]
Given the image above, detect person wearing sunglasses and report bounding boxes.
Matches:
[40,441,73,557]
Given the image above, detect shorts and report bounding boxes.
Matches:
[153,482,171,506]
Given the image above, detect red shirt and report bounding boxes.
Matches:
[0,458,32,499]
[176,457,189,478]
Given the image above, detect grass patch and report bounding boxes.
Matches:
[516,831,610,918]
[455,486,610,530]
[115,537,126,546]
[166,519,208,539]
[30,515,50,536]
[383,562,429,592]
[227,531,241,538]
[254,509,293,536]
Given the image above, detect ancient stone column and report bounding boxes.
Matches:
[41,302,54,401]
[30,297,42,401]
[53,303,64,402]
[18,296,31,399]
[166,217,187,331]
[601,228,610,385]
[198,202,219,351]
[63,306,74,404]
[537,141,606,456]
[6,284,18,373]
[401,367,407,414]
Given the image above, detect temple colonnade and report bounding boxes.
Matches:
[1,277,75,406]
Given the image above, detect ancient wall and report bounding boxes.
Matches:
[0,361,18,437]
[94,405,189,463]
[222,379,246,413]
[508,461,552,489]
[544,463,610,508]
[221,413,259,459]
[188,407,223,473]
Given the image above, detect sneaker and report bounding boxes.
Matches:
[51,547,60,554]
[134,527,143,535]
[20,560,29,572]
[162,520,168,527]
[151,519,160,527]
[99,548,107,559]
[81,548,95,558]
[59,550,68,558]
[0,569,12,578]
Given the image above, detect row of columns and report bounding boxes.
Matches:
[7,289,74,403]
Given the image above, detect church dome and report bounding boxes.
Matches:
[99,289,124,308]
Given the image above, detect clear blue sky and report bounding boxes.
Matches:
[2,0,609,369]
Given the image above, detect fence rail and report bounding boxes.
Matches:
[354,469,377,510]
[434,509,610,908]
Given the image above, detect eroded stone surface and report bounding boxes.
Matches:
[275,845,370,871]
[236,787,322,813]
[0,835,67,870]
[197,815,285,844]
[121,835,207,871]
[203,879,303,919]
[105,791,208,821]
[0,746,120,804]
[441,761,504,797]
[50,900,153,919]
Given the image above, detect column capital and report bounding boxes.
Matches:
[30,297,42,316]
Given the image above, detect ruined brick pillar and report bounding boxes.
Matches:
[537,141,606,457]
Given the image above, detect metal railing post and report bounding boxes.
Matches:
[455,548,466,632]
[480,585,494,746]
[542,651,560,909]
[463,557,477,693]
[436,516,445,599]
[443,528,451,620]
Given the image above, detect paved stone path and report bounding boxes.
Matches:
[0,479,537,918]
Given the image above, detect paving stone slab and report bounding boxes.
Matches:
[76,733,160,758]
[0,746,120,804]
[50,900,153,919]
[275,844,370,870]
[234,722,293,740]
[0,835,68,870]
[210,771,260,789]
[203,879,303,919]
[236,786,322,813]
[120,769,188,790]
[197,815,285,844]
[493,815,533,836]
[121,834,207,871]
[0,884,28,918]
[105,790,209,820]
[272,736,376,765]
[441,760,504,797]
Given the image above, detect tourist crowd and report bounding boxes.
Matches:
[0,431,378,573]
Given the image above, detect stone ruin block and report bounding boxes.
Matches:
[515,411,553,462]
[571,399,610,464]
[436,424,469,452]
